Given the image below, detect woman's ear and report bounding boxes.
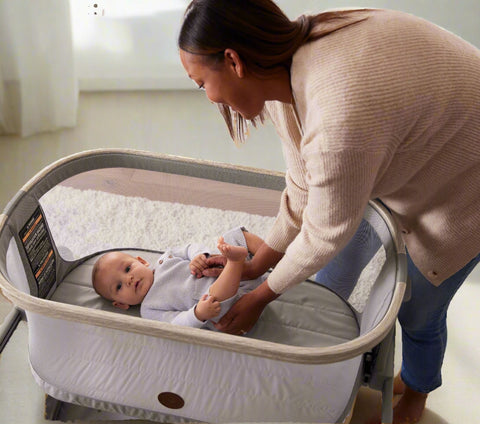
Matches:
[113,301,130,310]
[224,48,245,78]
[137,256,150,267]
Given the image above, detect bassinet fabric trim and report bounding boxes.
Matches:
[0,270,406,364]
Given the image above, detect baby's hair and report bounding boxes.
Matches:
[178,0,370,143]
[91,253,110,298]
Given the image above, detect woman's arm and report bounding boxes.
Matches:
[242,241,283,279]
[242,230,264,254]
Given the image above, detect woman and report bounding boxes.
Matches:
[178,1,480,423]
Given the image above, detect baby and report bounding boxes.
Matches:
[92,227,266,330]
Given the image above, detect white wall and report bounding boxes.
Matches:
[279,0,480,49]
[1,0,479,209]
[0,91,282,209]
[71,0,480,90]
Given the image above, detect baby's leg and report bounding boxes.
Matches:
[208,237,247,301]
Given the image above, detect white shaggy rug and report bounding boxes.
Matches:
[40,185,275,259]
[40,185,385,311]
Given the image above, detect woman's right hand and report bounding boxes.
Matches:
[203,241,284,280]
[202,255,227,277]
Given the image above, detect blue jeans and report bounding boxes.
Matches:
[315,219,382,300]
[315,218,480,394]
[399,251,480,393]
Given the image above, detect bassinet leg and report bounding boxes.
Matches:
[380,326,396,424]
[45,395,64,421]
[381,376,394,424]
[0,308,23,354]
[366,325,395,424]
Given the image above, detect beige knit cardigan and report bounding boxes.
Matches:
[264,9,480,293]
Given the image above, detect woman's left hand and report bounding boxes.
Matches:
[214,280,279,335]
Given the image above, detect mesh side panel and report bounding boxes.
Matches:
[39,168,282,260]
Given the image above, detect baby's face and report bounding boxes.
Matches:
[96,252,154,307]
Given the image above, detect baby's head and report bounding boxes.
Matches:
[92,251,154,310]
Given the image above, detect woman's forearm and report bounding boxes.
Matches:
[243,242,284,279]
[251,278,280,303]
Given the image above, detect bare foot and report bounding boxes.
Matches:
[394,373,406,395]
[391,386,428,423]
[367,376,428,424]
[217,237,248,262]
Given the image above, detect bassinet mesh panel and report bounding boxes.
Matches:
[39,167,282,260]
[0,149,407,423]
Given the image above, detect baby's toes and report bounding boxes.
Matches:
[218,243,229,255]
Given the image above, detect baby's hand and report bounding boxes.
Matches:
[190,253,209,278]
[194,294,221,321]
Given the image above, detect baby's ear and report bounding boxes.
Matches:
[113,301,130,310]
[137,256,150,266]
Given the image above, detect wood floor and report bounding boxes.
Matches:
[60,167,283,217]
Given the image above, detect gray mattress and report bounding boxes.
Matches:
[52,249,359,348]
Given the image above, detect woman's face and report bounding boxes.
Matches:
[180,49,266,120]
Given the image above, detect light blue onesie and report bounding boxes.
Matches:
[140,227,266,330]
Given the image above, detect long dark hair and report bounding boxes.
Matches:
[178,0,369,143]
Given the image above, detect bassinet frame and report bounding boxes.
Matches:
[0,148,407,423]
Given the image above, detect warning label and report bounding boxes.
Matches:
[20,207,56,297]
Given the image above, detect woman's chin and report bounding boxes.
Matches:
[239,110,260,121]
[240,113,254,120]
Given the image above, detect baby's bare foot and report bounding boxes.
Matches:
[217,237,248,262]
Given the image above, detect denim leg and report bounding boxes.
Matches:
[315,219,382,300]
[399,252,480,393]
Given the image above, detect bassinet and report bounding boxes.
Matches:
[0,148,407,423]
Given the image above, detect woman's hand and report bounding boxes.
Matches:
[214,280,279,335]
[202,254,226,277]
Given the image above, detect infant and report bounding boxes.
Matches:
[92,227,266,330]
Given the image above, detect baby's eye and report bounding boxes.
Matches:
[125,265,131,272]
[116,283,122,291]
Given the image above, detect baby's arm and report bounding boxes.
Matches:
[194,294,221,321]
[141,307,206,328]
